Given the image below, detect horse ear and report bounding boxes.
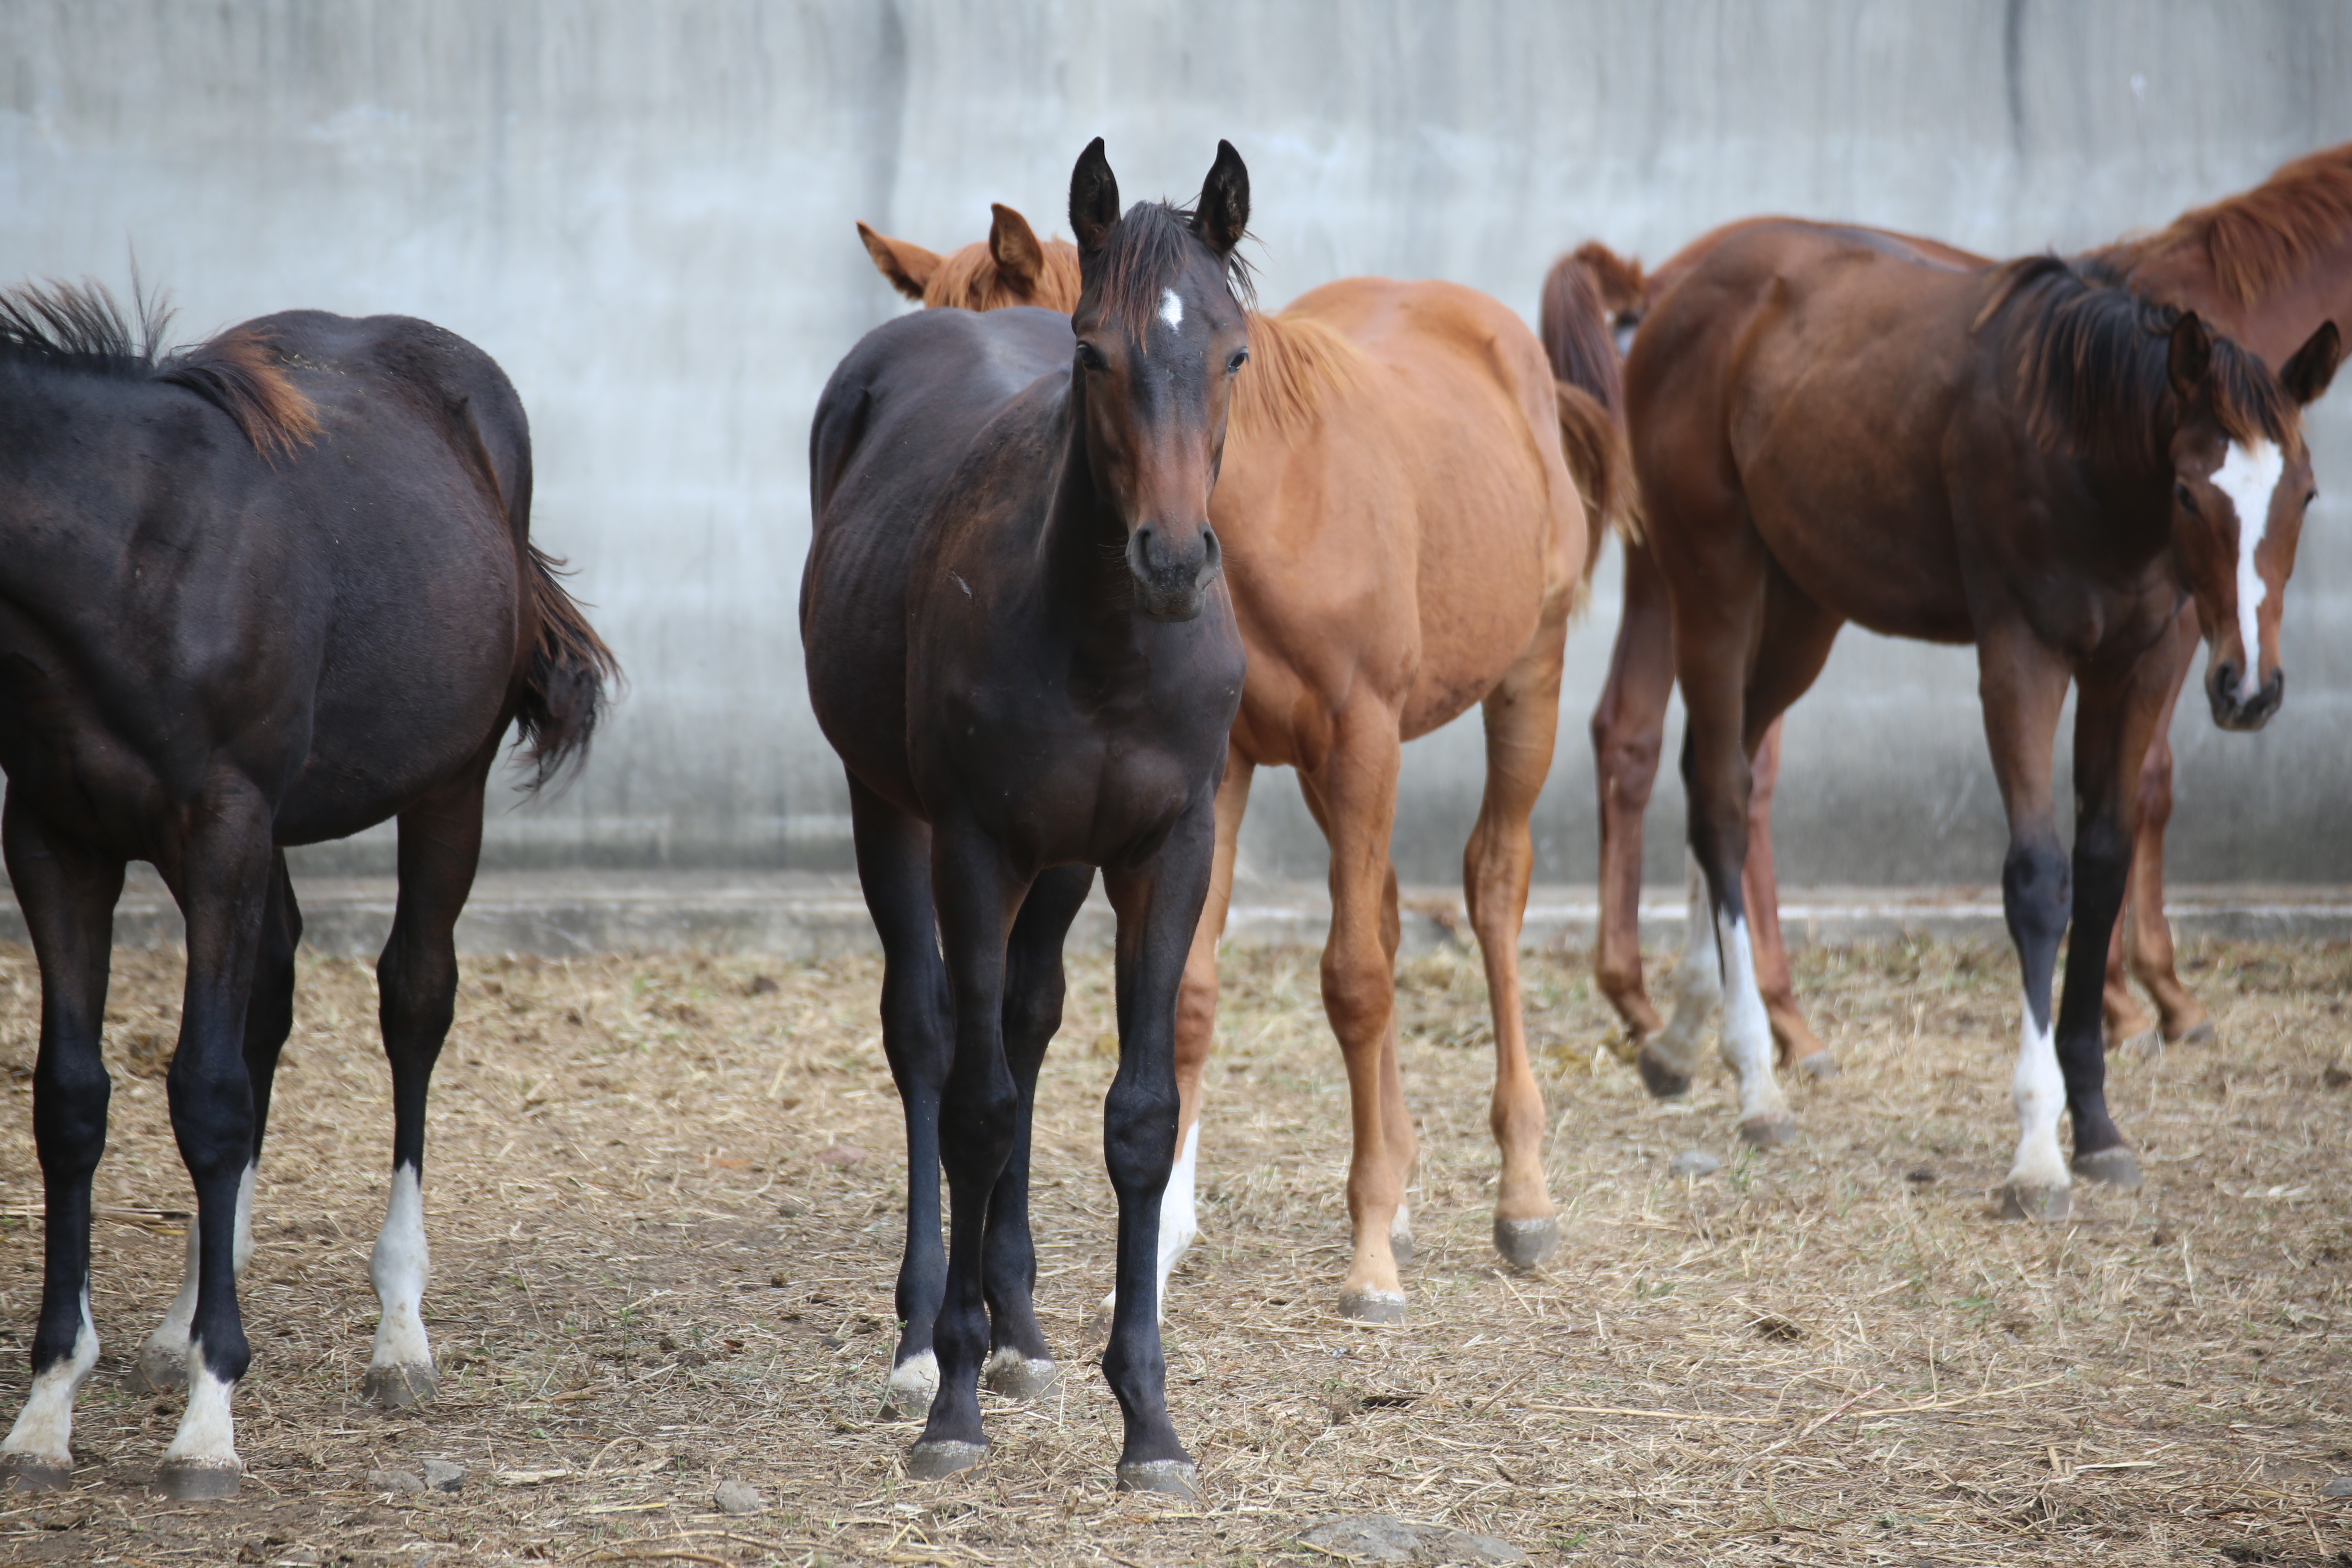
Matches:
[2278,319,2342,407]
[2167,312,2214,403]
[989,204,1046,292]
[1192,140,1250,255]
[858,222,939,302]
[1069,138,1120,256]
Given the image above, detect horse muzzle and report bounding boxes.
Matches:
[2206,660,2283,731]
[1127,523,1223,622]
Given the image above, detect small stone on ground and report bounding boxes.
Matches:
[421,1459,466,1492]
[365,1468,424,1495]
[1300,1513,1525,1564]
[1668,1149,1721,1178]
[2322,1475,2352,1497]
[714,1479,764,1514]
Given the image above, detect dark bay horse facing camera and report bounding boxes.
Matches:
[803,140,1251,1495]
[0,288,616,1498]
[1624,220,2338,1218]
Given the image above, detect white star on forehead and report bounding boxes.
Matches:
[1159,289,1183,331]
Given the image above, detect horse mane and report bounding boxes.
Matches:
[2111,143,2352,306]
[925,235,1082,312]
[1978,255,2300,468]
[1229,309,1365,444]
[1089,201,1256,339]
[1538,249,1626,416]
[0,280,319,460]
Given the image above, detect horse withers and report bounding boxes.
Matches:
[0,288,615,1497]
[1625,219,2337,1217]
[804,140,1251,1494]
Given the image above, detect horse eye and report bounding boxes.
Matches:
[1077,343,1108,372]
[1227,349,1250,374]
[2173,481,2198,514]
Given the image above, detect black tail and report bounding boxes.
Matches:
[515,543,621,793]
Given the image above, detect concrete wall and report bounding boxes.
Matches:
[3,1,2349,889]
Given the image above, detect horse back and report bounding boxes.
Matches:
[803,307,1073,808]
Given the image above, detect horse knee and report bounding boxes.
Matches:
[1591,726,1663,810]
[1103,1080,1180,1185]
[2002,843,2070,957]
[1320,944,1393,1047]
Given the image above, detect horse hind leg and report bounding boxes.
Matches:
[1464,619,1565,1268]
[136,854,298,1393]
[1590,536,1675,1049]
[1637,850,1723,1098]
[0,802,124,1492]
[2122,619,2212,1047]
[1742,720,1835,1079]
[362,765,491,1409]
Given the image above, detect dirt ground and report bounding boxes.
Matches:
[0,931,2348,1566]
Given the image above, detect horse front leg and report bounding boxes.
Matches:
[905,825,1023,1482]
[154,786,274,1500]
[1465,616,1565,1267]
[1978,634,2076,1221]
[979,864,1094,1400]
[137,854,298,1393]
[845,778,955,1421]
[1099,800,1219,1498]
[0,800,124,1492]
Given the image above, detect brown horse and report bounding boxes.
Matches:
[860,209,1613,1321]
[1624,218,2338,1218]
[1569,141,2352,1067]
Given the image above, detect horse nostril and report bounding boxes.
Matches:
[1200,527,1221,575]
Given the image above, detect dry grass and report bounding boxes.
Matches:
[0,933,2348,1566]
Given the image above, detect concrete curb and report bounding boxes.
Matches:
[20,873,2352,958]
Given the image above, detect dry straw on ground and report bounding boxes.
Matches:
[0,933,2348,1565]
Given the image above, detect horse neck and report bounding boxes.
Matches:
[2104,228,2352,368]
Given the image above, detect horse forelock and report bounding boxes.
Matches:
[2115,143,2352,307]
[1984,256,2300,470]
[1084,201,1254,339]
[926,236,1083,312]
[1229,310,1366,444]
[0,279,318,461]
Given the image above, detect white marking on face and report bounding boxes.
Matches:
[2007,988,2068,1191]
[1159,288,1184,332]
[2212,439,2285,701]
[1715,912,1791,1127]
[367,1164,433,1374]
[160,1346,239,1472]
[2,1290,97,1463]
[142,1161,256,1376]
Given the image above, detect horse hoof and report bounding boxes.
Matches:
[1116,1458,1199,1499]
[982,1351,1059,1402]
[362,1363,438,1409]
[1792,1051,1840,1082]
[1997,1183,2072,1223]
[1336,1288,1406,1325]
[1737,1113,1796,1148]
[906,1440,986,1482]
[131,1348,187,1394]
[0,1453,71,1493]
[1388,1227,1414,1267]
[2172,1020,2216,1047]
[1492,1215,1559,1269]
[1606,1031,1647,1066]
[880,1352,939,1421]
[155,1460,241,1501]
[1635,1052,1691,1100]
[2072,1147,2143,1190]
[2113,1026,2161,1062]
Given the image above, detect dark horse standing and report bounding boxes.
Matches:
[0,287,615,1497]
[803,140,1250,1494]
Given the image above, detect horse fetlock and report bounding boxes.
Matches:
[2071,1147,2143,1190]
[157,1358,240,1499]
[906,1439,987,1482]
[981,1350,1060,1401]
[882,1351,940,1420]
[1492,1214,1559,1268]
[1116,1457,1200,1499]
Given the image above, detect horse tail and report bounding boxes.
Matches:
[514,543,622,793]
[1539,243,1649,561]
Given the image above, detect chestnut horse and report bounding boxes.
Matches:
[1625,219,2338,1216]
[806,140,1251,1494]
[0,286,615,1497]
[1571,142,2352,1067]
[857,207,1610,1324]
